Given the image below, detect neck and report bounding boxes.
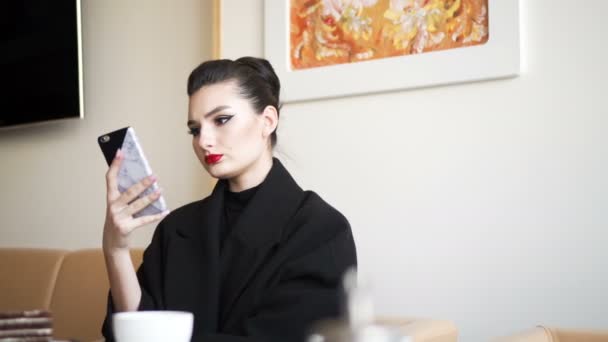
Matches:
[228,153,273,192]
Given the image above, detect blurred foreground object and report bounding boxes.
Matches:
[307,268,458,342]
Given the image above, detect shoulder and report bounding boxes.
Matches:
[297,191,350,233]
[284,190,354,254]
[280,190,357,276]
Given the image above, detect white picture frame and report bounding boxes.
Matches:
[264,0,520,103]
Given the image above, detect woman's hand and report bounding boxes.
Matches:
[103,149,168,254]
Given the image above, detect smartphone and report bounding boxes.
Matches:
[98,127,168,218]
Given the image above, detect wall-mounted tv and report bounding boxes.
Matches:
[1,0,83,129]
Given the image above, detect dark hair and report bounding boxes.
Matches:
[187,57,281,147]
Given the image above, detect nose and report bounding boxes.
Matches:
[197,125,215,149]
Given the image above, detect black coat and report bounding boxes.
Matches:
[102,159,357,341]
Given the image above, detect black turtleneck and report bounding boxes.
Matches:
[221,185,259,250]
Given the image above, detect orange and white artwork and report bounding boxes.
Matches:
[290,0,489,70]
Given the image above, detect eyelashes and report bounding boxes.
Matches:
[187,127,200,136]
[187,115,235,136]
[215,115,234,126]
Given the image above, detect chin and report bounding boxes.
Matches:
[203,162,235,180]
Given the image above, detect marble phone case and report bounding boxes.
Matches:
[98,127,168,218]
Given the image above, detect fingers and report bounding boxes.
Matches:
[107,190,168,231]
[106,149,123,200]
[103,148,169,246]
[124,210,170,232]
[122,188,162,217]
[108,208,169,238]
[118,175,158,205]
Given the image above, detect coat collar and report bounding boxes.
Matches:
[175,158,305,248]
[218,158,306,326]
[229,157,304,247]
[170,158,307,332]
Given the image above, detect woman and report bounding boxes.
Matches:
[101,57,357,341]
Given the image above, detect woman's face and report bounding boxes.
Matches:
[187,80,274,181]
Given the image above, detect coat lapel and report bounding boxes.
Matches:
[165,181,225,333]
[219,158,306,326]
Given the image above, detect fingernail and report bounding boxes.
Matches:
[116,149,122,159]
[149,175,157,182]
[162,210,171,215]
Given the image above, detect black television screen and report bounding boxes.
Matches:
[0,0,83,128]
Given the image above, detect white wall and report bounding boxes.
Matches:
[0,0,214,249]
[222,0,608,340]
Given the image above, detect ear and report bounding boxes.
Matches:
[260,105,279,138]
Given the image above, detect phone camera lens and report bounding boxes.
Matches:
[100,135,110,143]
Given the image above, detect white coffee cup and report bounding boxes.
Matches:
[112,311,194,342]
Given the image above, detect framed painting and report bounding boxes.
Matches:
[265,0,520,103]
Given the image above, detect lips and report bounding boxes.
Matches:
[205,154,223,165]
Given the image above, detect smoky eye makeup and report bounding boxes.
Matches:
[186,112,235,135]
[186,126,200,136]
[214,114,234,125]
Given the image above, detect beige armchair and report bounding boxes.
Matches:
[1,248,458,342]
[493,326,608,342]
[0,248,142,342]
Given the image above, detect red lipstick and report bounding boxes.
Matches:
[205,154,223,164]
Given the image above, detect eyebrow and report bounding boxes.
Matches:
[187,105,231,126]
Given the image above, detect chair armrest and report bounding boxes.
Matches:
[549,327,608,342]
[492,325,608,342]
[492,326,552,342]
